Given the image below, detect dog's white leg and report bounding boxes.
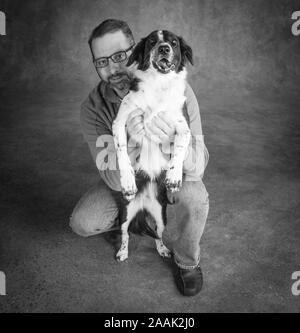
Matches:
[116,200,139,262]
[144,188,171,258]
[116,221,130,262]
[155,229,171,258]
[112,97,138,201]
[165,115,191,193]
[154,203,171,258]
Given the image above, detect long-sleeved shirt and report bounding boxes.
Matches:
[80,80,209,192]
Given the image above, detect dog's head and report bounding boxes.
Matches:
[126,30,193,74]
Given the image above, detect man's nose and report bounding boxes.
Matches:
[107,59,121,75]
[158,44,171,55]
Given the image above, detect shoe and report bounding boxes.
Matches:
[174,263,203,296]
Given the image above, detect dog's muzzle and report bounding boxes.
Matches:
[153,57,176,74]
[153,44,176,74]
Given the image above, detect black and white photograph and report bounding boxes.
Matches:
[0,0,299,315]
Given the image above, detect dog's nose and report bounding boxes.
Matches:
[158,44,170,55]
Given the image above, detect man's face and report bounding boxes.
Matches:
[91,30,134,92]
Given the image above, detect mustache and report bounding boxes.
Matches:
[109,73,128,81]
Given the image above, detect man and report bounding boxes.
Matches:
[70,19,209,297]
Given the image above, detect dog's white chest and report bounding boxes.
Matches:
[119,68,188,179]
[140,78,185,115]
[135,81,186,178]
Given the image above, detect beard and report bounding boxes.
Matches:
[108,72,131,92]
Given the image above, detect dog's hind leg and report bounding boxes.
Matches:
[146,198,171,258]
[155,232,171,258]
[116,219,130,262]
[116,200,139,262]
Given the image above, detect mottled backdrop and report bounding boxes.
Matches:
[0,0,300,313]
[0,0,300,92]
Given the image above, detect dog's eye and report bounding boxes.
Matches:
[171,40,178,47]
[149,38,156,46]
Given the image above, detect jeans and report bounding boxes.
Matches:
[70,179,209,269]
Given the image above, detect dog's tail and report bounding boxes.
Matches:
[129,210,159,239]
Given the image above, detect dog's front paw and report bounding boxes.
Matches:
[165,166,182,193]
[120,167,137,201]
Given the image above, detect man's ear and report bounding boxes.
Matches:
[126,38,147,69]
[178,37,193,70]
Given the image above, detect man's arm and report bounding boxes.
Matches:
[80,93,140,192]
[183,83,209,180]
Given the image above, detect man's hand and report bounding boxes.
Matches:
[126,109,176,146]
[126,109,145,146]
[147,111,176,144]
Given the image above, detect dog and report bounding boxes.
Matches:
[112,30,193,261]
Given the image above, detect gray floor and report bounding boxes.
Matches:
[0,83,299,313]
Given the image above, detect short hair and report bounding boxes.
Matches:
[88,19,134,53]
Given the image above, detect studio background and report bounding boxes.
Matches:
[0,0,299,312]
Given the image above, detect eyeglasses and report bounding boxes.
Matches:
[93,44,135,68]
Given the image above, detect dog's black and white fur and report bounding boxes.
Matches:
[112,30,193,261]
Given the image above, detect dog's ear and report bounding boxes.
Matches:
[178,36,193,70]
[126,38,147,69]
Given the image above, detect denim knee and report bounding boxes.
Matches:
[69,181,121,237]
[69,211,96,237]
[167,180,209,206]
[182,180,209,204]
